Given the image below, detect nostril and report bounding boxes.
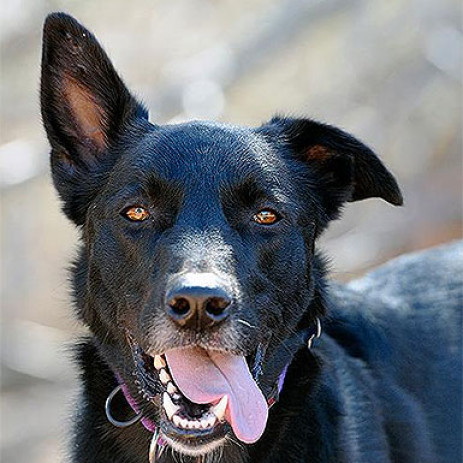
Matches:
[205,296,231,318]
[168,297,191,316]
[165,273,233,328]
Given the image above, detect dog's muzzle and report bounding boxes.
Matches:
[105,317,321,461]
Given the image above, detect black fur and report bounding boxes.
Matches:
[40,13,461,463]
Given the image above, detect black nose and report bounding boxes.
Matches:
[165,273,232,329]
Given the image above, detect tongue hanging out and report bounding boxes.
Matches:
[165,347,268,443]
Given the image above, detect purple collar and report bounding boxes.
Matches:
[118,379,158,432]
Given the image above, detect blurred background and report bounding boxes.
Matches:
[1,0,461,462]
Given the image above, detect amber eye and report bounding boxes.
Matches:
[253,209,280,225]
[123,206,150,222]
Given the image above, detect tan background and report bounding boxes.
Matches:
[1,1,461,462]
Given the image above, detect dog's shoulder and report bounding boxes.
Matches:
[329,241,462,345]
[316,242,462,463]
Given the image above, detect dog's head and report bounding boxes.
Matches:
[41,13,402,457]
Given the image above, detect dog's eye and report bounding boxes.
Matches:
[123,206,150,222]
[253,209,280,225]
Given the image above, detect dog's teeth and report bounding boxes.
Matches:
[207,415,217,427]
[167,382,177,395]
[201,419,209,429]
[180,418,189,428]
[212,395,228,421]
[172,393,182,401]
[153,355,166,370]
[159,369,171,384]
[173,415,182,427]
[163,392,180,419]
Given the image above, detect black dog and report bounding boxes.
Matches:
[40,13,462,463]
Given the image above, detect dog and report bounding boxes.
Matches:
[40,13,462,463]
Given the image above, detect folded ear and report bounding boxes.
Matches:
[40,13,148,224]
[258,117,403,220]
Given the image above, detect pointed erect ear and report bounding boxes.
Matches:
[258,117,403,219]
[40,13,148,224]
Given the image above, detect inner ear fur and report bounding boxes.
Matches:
[61,73,108,154]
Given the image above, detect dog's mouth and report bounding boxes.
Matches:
[132,344,269,456]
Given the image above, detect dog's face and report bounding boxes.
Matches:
[41,14,402,457]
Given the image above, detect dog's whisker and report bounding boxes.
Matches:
[236,318,256,329]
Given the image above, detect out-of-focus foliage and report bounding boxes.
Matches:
[1,1,461,461]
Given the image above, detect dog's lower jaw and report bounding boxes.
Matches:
[162,434,228,457]
[128,347,253,459]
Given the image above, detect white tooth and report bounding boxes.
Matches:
[154,355,166,370]
[201,419,209,429]
[207,415,217,427]
[180,419,189,428]
[159,369,171,384]
[194,421,202,429]
[172,393,182,401]
[167,382,177,394]
[212,396,228,421]
[188,421,195,429]
[163,392,180,419]
[173,415,182,427]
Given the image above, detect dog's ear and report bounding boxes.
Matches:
[40,13,148,224]
[258,117,403,219]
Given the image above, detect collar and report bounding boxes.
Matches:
[266,317,321,408]
[105,317,322,433]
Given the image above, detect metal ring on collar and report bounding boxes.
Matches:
[105,384,143,428]
[307,318,322,349]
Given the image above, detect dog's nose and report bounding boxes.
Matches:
[165,273,232,329]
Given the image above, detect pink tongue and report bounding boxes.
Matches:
[165,347,268,443]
